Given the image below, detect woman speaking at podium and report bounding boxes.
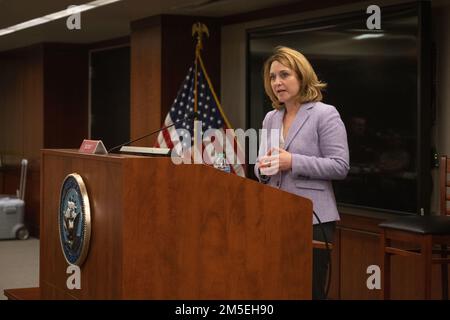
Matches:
[254,46,350,300]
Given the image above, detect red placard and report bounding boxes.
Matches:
[79,139,107,154]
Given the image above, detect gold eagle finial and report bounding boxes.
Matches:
[192,22,209,55]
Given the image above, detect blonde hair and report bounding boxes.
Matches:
[263,46,327,109]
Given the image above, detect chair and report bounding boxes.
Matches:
[379,156,450,299]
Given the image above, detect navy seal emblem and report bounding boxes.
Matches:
[59,173,91,266]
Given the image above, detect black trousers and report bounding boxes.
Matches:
[312,221,336,300]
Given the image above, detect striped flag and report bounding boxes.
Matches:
[155,55,245,177]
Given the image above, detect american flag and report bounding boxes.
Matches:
[155,57,245,177]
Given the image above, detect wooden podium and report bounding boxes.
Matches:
[37,149,312,299]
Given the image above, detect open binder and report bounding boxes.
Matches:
[119,146,171,156]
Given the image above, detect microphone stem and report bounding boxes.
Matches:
[107,114,196,153]
[108,123,176,153]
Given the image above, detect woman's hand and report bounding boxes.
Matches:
[258,147,292,173]
[270,147,292,171]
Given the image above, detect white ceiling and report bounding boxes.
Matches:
[0,0,299,52]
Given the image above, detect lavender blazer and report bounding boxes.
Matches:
[254,101,350,224]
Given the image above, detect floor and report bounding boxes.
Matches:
[0,237,39,300]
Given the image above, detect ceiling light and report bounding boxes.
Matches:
[9,18,51,32]
[353,33,385,40]
[0,29,14,36]
[0,0,122,37]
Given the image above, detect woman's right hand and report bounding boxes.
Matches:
[258,152,280,176]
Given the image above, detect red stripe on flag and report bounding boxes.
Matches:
[162,128,175,149]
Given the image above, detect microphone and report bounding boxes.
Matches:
[107,111,198,153]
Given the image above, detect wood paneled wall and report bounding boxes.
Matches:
[0,44,88,236]
[0,46,44,236]
[0,46,44,165]
[43,44,89,149]
[130,15,221,146]
[130,17,162,147]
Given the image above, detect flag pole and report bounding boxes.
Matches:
[197,54,246,175]
[192,22,209,164]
